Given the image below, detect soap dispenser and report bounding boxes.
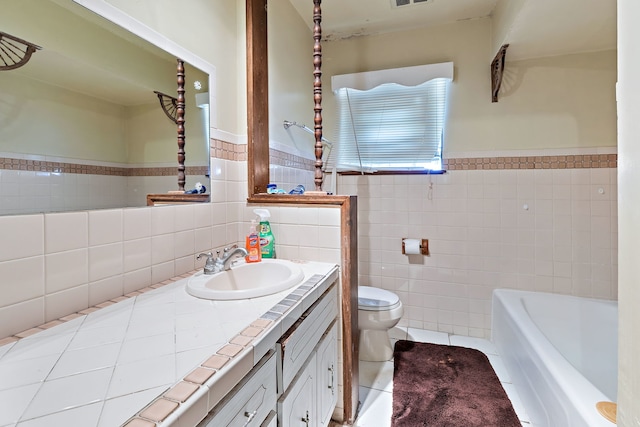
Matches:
[245,220,262,263]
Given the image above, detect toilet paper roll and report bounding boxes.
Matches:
[403,239,422,255]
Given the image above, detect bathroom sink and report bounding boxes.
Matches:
[186,259,305,300]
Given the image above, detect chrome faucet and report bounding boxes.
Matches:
[196,252,217,275]
[196,245,248,275]
[218,244,248,271]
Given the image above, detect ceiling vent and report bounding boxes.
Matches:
[392,0,432,8]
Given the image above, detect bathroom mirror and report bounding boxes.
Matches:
[0,0,212,215]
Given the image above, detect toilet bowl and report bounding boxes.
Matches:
[358,286,404,362]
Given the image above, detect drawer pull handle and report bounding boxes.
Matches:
[328,364,335,395]
[301,410,310,426]
[243,410,257,426]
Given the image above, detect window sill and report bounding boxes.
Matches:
[337,169,446,176]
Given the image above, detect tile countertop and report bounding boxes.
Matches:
[0,259,339,427]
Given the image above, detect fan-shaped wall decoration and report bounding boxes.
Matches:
[0,31,41,71]
[153,90,179,124]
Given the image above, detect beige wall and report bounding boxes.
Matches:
[267,0,316,158]
[104,0,243,136]
[322,18,617,155]
[127,64,210,166]
[616,0,640,423]
[0,73,128,163]
[491,0,526,56]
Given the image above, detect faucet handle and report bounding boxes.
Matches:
[223,244,238,255]
[196,252,213,261]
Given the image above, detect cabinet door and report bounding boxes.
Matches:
[279,354,317,427]
[278,285,337,392]
[316,322,338,427]
[198,351,277,427]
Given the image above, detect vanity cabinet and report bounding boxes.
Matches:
[197,281,339,427]
[277,285,338,427]
[198,350,277,427]
[316,323,338,426]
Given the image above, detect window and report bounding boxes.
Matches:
[330,62,452,173]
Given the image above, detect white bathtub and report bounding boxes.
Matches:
[492,289,618,427]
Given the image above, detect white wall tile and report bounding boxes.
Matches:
[174,205,195,232]
[151,261,174,284]
[193,204,213,228]
[174,230,195,259]
[339,167,617,338]
[123,208,152,241]
[151,234,175,265]
[88,243,123,282]
[123,238,152,273]
[124,268,152,294]
[45,249,88,294]
[0,257,44,307]
[175,255,195,276]
[0,215,44,262]
[89,276,123,306]
[151,205,176,235]
[45,212,88,254]
[44,285,87,323]
[194,228,213,254]
[89,210,123,246]
[0,298,44,337]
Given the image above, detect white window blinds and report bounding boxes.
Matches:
[330,62,452,173]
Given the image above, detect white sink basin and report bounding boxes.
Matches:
[186,259,305,300]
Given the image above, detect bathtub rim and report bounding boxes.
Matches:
[492,289,617,427]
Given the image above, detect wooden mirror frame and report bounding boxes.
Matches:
[246,0,359,424]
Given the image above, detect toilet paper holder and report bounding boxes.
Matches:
[402,238,429,255]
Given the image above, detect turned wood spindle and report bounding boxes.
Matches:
[176,59,186,191]
[313,0,324,192]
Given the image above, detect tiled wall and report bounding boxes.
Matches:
[0,156,209,215]
[0,146,338,336]
[0,141,345,421]
[269,148,316,193]
[339,158,617,339]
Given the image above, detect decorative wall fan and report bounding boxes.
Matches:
[0,31,41,71]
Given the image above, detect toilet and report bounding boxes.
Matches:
[358,286,404,362]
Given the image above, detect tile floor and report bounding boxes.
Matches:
[354,327,531,427]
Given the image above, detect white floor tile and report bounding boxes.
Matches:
[356,328,529,427]
[355,387,392,427]
[449,335,498,355]
[406,328,449,345]
[388,326,407,341]
[359,360,394,393]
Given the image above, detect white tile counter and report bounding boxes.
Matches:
[0,260,339,427]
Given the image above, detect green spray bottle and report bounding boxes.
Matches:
[254,208,276,258]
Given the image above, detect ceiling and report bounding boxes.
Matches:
[288,0,617,61]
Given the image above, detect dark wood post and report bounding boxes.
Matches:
[313,0,324,192]
[177,58,186,191]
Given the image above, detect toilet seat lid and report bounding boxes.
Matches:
[358,287,401,311]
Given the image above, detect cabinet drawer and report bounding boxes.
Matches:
[199,351,277,427]
[277,284,338,392]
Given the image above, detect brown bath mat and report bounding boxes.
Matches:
[392,340,521,427]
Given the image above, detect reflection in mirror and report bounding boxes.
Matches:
[0,0,210,215]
